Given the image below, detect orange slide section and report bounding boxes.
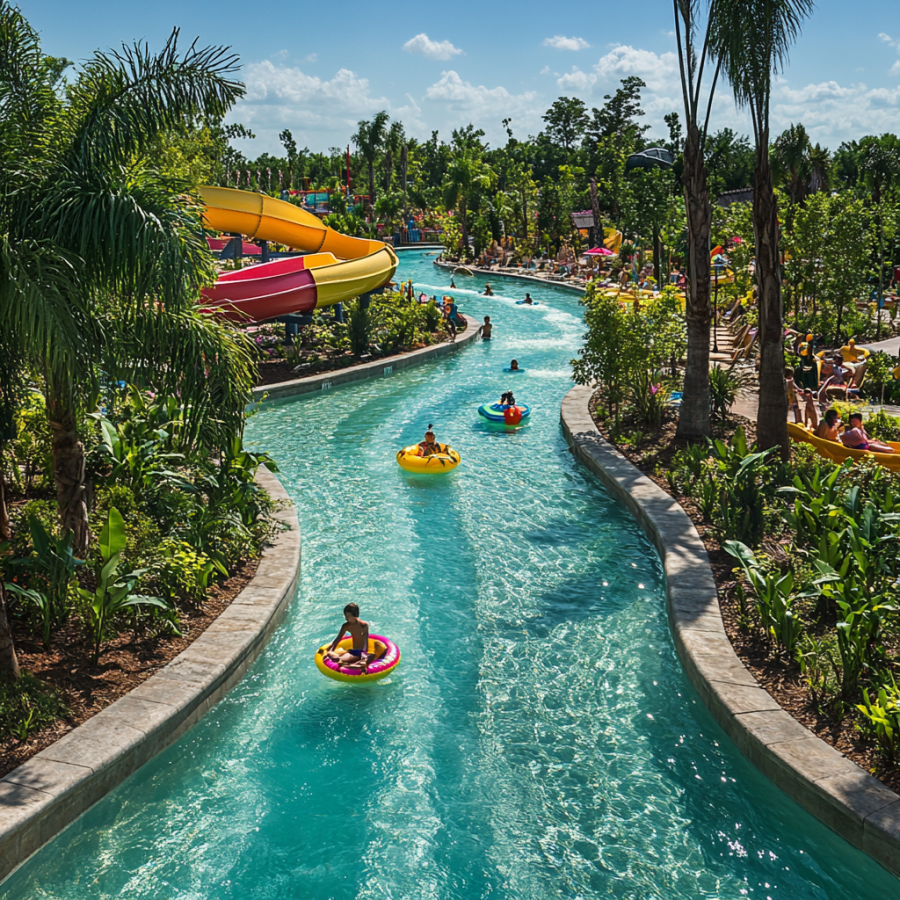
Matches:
[200,187,399,322]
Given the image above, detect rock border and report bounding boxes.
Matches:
[252,314,481,403]
[0,466,300,885]
[560,383,900,879]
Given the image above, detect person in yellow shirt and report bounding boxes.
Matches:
[838,338,867,386]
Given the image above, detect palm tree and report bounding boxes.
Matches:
[711,0,813,456]
[807,143,831,194]
[443,149,494,260]
[773,123,811,205]
[672,0,723,441]
[352,111,389,212]
[0,6,254,554]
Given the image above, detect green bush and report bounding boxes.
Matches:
[0,672,67,743]
[346,298,372,356]
[153,539,222,604]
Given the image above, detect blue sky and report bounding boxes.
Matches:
[22,0,900,155]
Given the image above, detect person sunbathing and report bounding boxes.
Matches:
[840,412,895,453]
[814,409,841,442]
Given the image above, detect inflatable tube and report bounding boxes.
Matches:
[396,443,461,473]
[477,403,531,423]
[515,300,540,306]
[315,634,400,683]
[787,422,900,472]
[503,367,525,373]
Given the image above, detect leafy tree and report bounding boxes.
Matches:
[0,5,254,558]
[542,97,588,152]
[352,111,389,210]
[442,148,494,258]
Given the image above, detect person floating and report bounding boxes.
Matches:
[484,283,494,296]
[323,603,371,672]
[482,316,493,340]
[418,425,440,456]
[523,293,533,305]
[500,391,516,407]
[509,359,519,371]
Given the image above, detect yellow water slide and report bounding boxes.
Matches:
[199,187,399,321]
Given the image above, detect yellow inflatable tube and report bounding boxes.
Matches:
[315,635,400,683]
[396,444,461,473]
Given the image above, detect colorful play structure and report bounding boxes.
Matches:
[199,187,398,323]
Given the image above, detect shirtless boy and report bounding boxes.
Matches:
[324,603,371,671]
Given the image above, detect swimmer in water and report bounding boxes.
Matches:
[509,359,519,371]
[484,283,494,296]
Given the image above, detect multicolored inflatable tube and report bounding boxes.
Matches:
[314,634,401,683]
[199,187,398,323]
[396,444,461,473]
[478,403,531,424]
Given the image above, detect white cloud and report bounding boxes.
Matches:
[304,52,317,64]
[543,35,589,51]
[558,44,679,96]
[423,70,541,138]
[540,65,550,75]
[232,60,425,154]
[772,78,900,144]
[892,61,900,76]
[403,33,463,61]
[425,70,536,111]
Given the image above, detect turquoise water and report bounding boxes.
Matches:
[3,253,898,899]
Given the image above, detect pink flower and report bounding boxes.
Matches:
[650,384,660,395]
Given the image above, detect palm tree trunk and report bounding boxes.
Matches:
[47,390,91,556]
[0,463,9,540]
[754,153,789,458]
[367,160,376,212]
[401,145,408,204]
[676,125,712,441]
[590,177,602,250]
[460,197,469,259]
[0,582,19,682]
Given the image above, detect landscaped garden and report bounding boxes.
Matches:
[6,0,900,895]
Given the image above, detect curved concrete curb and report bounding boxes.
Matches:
[0,466,300,884]
[433,258,586,295]
[560,384,900,878]
[252,314,481,403]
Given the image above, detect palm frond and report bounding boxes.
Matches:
[61,29,243,171]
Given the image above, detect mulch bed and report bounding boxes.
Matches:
[588,392,900,793]
[256,328,457,387]
[0,556,259,779]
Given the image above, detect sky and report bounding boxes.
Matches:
[21,0,900,156]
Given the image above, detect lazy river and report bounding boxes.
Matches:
[3,253,898,899]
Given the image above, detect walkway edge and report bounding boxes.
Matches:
[0,466,300,884]
[560,384,900,878]
[252,314,481,402]
[432,258,586,295]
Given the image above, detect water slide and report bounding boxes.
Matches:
[199,186,399,323]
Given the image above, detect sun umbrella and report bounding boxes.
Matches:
[585,247,616,256]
